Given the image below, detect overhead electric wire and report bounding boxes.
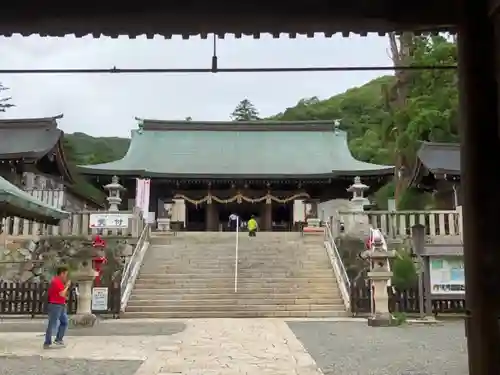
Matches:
[0,65,457,75]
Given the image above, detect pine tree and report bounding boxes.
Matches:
[230,99,260,121]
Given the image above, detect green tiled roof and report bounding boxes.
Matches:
[0,176,69,225]
[78,120,394,178]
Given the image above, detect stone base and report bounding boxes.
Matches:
[69,313,97,328]
[367,313,396,327]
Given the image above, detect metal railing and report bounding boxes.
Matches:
[120,222,151,312]
[324,220,351,310]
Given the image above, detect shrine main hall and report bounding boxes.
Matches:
[79,119,394,231]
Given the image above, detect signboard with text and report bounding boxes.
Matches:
[91,287,109,311]
[429,256,465,295]
[89,213,131,229]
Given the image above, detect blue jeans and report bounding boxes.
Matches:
[44,303,68,345]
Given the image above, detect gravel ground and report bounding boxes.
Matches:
[287,321,468,375]
[0,356,142,375]
[0,322,186,336]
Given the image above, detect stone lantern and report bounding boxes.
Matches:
[360,231,396,327]
[347,176,369,212]
[70,260,99,328]
[104,176,125,212]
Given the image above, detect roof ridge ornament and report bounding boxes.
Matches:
[333,119,341,134]
[135,117,144,134]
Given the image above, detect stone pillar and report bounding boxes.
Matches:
[458,2,500,373]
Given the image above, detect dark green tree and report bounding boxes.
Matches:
[230,99,260,121]
[0,83,14,112]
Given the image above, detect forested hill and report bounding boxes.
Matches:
[62,75,396,165]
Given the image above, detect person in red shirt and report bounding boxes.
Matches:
[44,265,71,349]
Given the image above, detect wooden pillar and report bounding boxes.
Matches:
[264,203,272,231]
[205,203,218,231]
[259,202,272,231]
[458,1,500,373]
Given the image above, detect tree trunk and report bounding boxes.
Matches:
[387,32,414,204]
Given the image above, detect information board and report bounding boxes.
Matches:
[91,287,109,311]
[429,256,465,295]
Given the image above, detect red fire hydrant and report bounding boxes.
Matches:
[92,235,107,286]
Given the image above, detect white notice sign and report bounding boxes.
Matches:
[89,213,131,229]
[91,287,109,311]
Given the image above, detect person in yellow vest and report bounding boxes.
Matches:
[247,215,258,237]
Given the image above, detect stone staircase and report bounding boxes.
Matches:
[124,232,347,318]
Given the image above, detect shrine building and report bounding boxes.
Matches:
[409,141,461,209]
[79,119,394,231]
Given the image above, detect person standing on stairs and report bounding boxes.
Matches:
[247,215,258,237]
[228,213,239,231]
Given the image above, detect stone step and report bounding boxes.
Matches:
[134,278,337,287]
[142,265,330,270]
[144,261,329,267]
[137,271,335,279]
[126,303,344,313]
[130,289,340,297]
[142,259,332,270]
[134,285,337,291]
[146,255,327,260]
[127,297,343,306]
[122,310,347,318]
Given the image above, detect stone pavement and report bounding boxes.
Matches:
[0,318,321,375]
[0,318,468,375]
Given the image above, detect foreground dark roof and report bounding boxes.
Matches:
[409,141,460,189]
[416,141,460,176]
[78,119,394,179]
[0,115,75,183]
[0,2,456,39]
[0,115,63,158]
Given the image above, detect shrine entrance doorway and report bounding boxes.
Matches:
[271,202,293,231]
[185,204,206,231]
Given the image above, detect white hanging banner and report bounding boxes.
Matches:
[135,179,151,216]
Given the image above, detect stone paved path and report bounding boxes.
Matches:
[0,319,468,375]
[0,319,321,375]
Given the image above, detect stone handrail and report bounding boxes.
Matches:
[337,209,461,239]
[120,222,150,312]
[324,221,351,311]
[2,210,144,239]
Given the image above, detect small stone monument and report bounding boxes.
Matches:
[303,200,323,235]
[70,261,99,328]
[362,233,396,327]
[104,176,125,212]
[157,201,173,233]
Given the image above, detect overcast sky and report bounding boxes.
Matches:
[0,34,391,137]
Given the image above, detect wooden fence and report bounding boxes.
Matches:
[2,210,145,238]
[350,285,466,316]
[0,282,121,318]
